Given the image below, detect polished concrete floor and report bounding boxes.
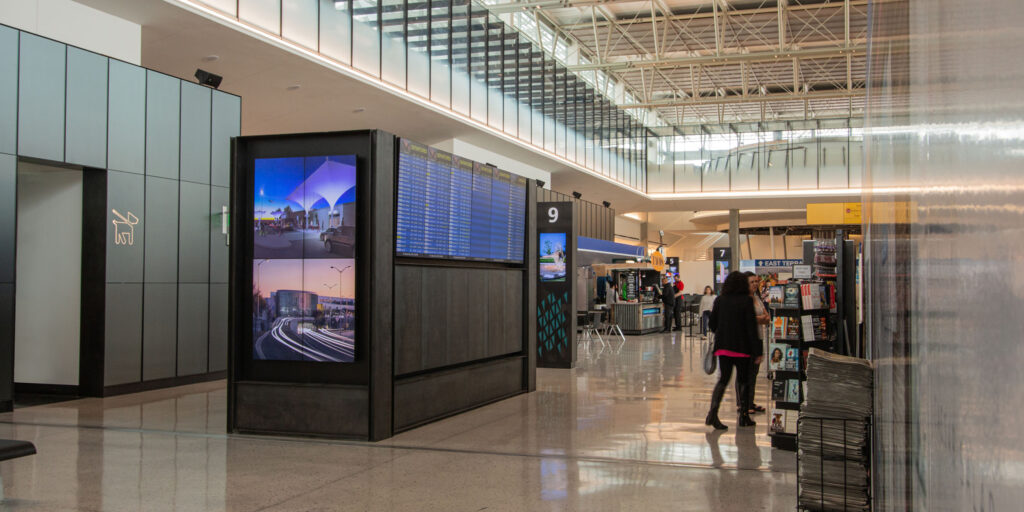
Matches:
[0,332,795,511]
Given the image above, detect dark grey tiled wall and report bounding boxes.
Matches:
[0,25,240,392]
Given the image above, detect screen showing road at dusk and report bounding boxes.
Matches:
[252,155,356,363]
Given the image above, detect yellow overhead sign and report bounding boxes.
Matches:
[807,202,862,225]
[650,251,666,272]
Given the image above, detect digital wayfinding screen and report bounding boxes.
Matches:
[252,155,357,363]
[396,138,526,262]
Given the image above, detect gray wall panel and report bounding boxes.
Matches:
[145,71,180,180]
[0,26,17,155]
[503,271,523,354]
[486,271,505,358]
[142,282,177,381]
[144,176,178,283]
[106,171,144,283]
[235,382,368,438]
[65,47,107,169]
[393,357,523,431]
[17,33,64,162]
[179,82,211,184]
[178,181,210,283]
[210,92,240,188]
[464,268,488,362]
[106,61,145,174]
[420,269,448,370]
[104,283,142,386]
[445,269,469,365]
[209,186,229,283]
[393,265,422,375]
[208,283,228,372]
[0,154,14,283]
[0,284,12,402]
[177,283,208,376]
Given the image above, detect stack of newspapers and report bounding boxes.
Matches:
[798,349,873,511]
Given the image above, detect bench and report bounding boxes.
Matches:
[0,440,36,500]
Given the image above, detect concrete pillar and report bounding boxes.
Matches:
[729,209,740,272]
[639,222,649,253]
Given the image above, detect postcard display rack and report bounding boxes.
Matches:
[765,278,836,451]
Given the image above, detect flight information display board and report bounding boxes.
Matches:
[396,138,526,262]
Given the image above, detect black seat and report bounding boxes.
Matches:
[0,440,36,461]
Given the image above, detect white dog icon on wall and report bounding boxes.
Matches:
[112,209,139,246]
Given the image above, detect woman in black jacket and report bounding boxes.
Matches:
[705,271,764,430]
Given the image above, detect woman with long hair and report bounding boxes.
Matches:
[699,285,715,338]
[705,271,763,430]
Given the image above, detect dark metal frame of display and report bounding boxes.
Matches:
[228,130,537,441]
[536,201,576,369]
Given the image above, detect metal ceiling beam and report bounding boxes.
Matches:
[617,90,863,109]
[559,0,872,30]
[566,45,866,72]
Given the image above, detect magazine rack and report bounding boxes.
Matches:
[766,279,835,451]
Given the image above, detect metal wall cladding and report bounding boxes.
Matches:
[0,26,18,155]
[17,33,65,162]
[0,24,241,399]
[394,266,524,375]
[65,47,108,169]
[865,0,1024,510]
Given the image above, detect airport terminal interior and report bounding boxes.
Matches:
[0,0,1020,510]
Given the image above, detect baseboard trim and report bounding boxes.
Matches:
[102,371,227,397]
[14,383,80,396]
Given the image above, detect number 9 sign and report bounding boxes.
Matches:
[548,207,559,223]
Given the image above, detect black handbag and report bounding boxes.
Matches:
[702,333,717,375]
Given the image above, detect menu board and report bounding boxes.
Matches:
[396,138,526,262]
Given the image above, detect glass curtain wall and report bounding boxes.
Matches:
[645,118,863,193]
[206,0,648,190]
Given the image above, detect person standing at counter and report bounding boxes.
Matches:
[660,275,676,333]
[705,271,763,430]
[672,274,685,331]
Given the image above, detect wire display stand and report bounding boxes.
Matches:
[797,416,872,511]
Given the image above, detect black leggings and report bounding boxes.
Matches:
[710,356,752,416]
[737,355,760,409]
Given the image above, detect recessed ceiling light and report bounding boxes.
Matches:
[352,107,366,113]
[286,84,301,91]
[202,55,219,62]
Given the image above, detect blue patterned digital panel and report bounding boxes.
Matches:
[537,290,568,362]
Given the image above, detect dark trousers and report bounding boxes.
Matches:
[736,353,760,409]
[673,301,683,329]
[663,304,674,331]
[710,356,752,417]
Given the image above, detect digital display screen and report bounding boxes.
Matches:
[252,155,356,363]
[715,260,730,284]
[539,232,567,282]
[396,138,526,262]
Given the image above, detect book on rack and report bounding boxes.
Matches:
[772,317,787,339]
[785,319,801,339]
[784,410,798,434]
[801,315,815,341]
[784,283,801,308]
[813,316,827,340]
[767,286,784,308]
[784,347,800,371]
[787,379,800,403]
[770,409,786,433]
[768,343,788,371]
[771,379,787,401]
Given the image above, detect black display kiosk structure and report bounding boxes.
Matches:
[228,130,537,441]
[536,201,576,369]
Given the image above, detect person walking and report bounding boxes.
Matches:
[740,271,771,415]
[660,274,676,333]
[699,286,715,339]
[705,271,763,430]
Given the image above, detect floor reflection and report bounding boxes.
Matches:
[0,331,796,510]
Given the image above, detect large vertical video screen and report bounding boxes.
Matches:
[252,155,356,363]
[538,232,567,282]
